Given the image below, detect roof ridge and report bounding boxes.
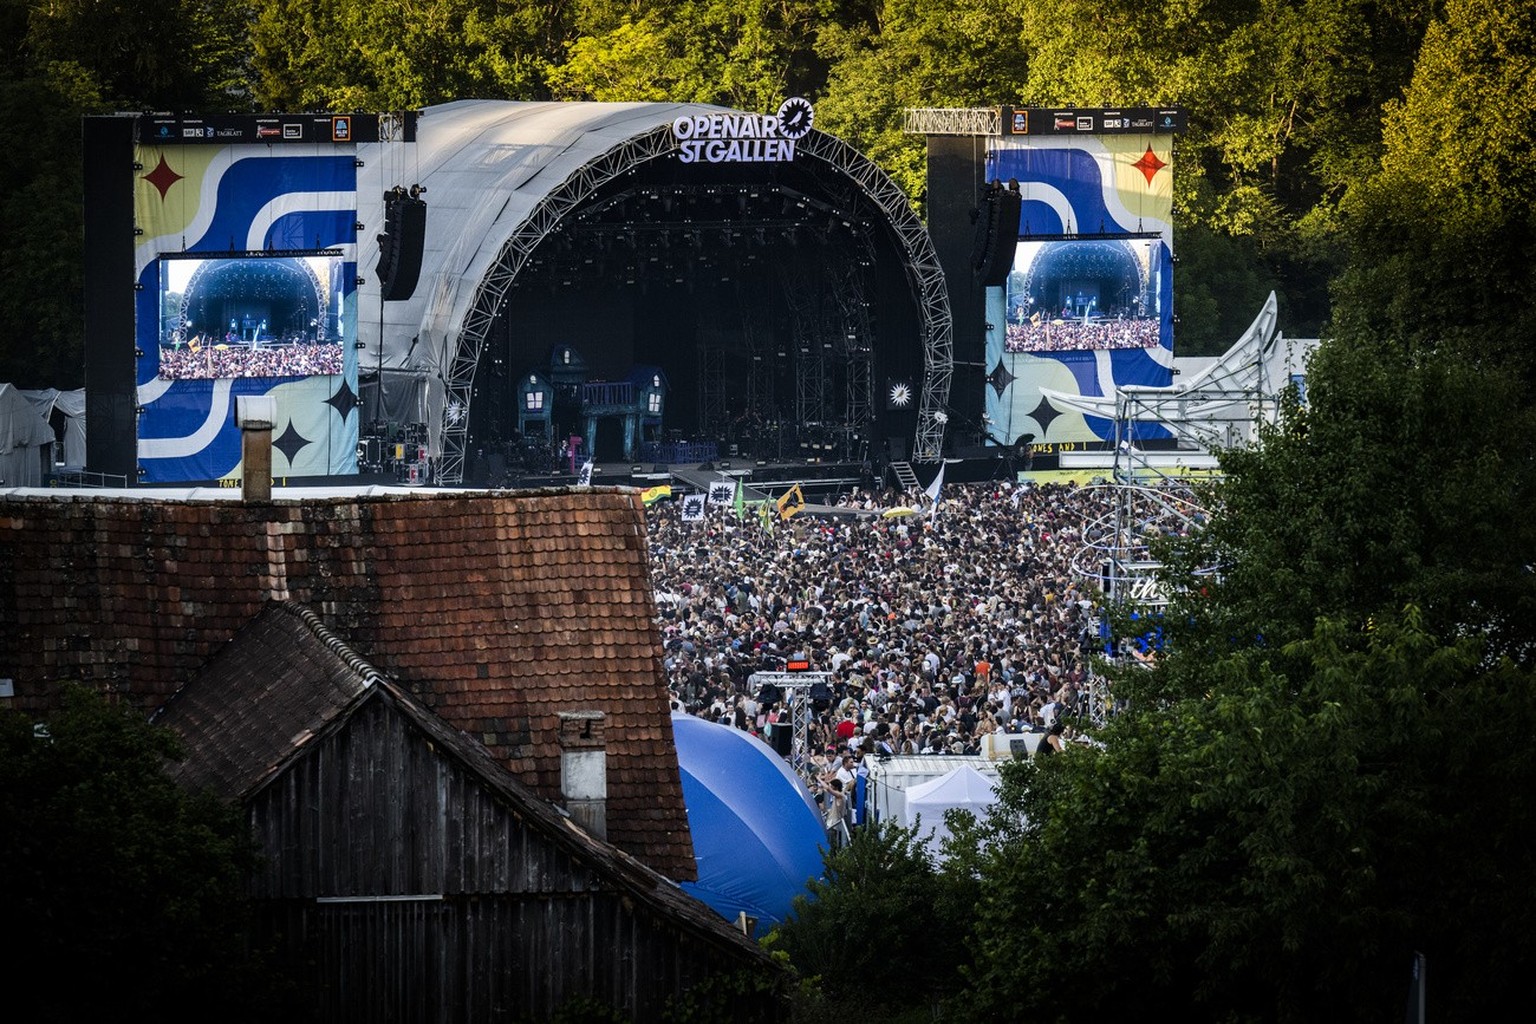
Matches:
[276,600,387,689]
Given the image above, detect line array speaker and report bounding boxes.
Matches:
[377,191,427,302]
[970,182,1021,286]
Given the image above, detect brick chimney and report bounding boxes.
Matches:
[235,395,276,502]
[557,711,607,840]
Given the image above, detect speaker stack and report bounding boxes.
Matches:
[970,180,1022,286]
[377,188,427,302]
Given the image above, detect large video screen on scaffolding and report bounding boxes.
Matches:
[1003,236,1165,353]
[156,253,346,380]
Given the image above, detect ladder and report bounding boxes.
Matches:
[888,461,919,493]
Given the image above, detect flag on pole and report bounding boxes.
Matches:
[924,461,946,518]
[733,477,746,520]
[758,499,775,533]
[640,484,673,506]
[577,457,594,487]
[777,484,806,521]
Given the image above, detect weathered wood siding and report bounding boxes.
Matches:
[245,698,770,1022]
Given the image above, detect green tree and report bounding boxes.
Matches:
[965,612,1536,1022]
[1331,0,1536,379]
[547,0,835,114]
[769,820,977,1022]
[0,685,282,1023]
[250,0,572,110]
[812,0,1029,206]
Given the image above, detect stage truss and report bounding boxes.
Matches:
[748,671,830,776]
[434,125,953,484]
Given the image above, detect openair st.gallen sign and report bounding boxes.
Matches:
[672,97,814,164]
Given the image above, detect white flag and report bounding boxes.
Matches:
[577,457,594,487]
[924,461,946,518]
[680,493,706,521]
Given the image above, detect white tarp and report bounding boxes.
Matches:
[901,763,999,861]
[0,383,57,486]
[19,388,86,467]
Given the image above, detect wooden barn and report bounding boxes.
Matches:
[151,600,779,1022]
[0,487,793,1019]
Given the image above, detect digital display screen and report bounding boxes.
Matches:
[157,254,346,380]
[1003,237,1164,352]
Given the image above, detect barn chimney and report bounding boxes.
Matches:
[235,395,276,502]
[557,711,607,839]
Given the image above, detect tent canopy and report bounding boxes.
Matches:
[901,763,999,861]
[670,713,826,937]
[0,383,56,487]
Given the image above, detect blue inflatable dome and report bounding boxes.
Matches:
[670,713,827,937]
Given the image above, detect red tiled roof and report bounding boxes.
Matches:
[0,488,696,879]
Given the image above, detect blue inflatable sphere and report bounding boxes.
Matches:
[670,713,828,937]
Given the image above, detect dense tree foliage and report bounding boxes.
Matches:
[0,686,284,1023]
[771,819,980,1022]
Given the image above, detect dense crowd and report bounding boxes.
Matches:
[648,479,1117,831]
[1004,317,1160,352]
[158,341,344,380]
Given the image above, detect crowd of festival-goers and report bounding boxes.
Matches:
[647,478,1123,833]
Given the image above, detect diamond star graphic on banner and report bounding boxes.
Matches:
[326,379,359,421]
[274,421,312,465]
[1132,146,1167,186]
[143,156,183,201]
[987,361,1015,399]
[1028,396,1061,434]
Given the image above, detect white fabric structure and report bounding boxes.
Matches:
[18,388,86,467]
[0,383,57,487]
[1037,292,1317,450]
[900,763,999,861]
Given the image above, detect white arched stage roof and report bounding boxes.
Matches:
[352,100,953,482]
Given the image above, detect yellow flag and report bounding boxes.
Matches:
[640,484,672,506]
[776,484,806,520]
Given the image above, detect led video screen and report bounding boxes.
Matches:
[157,254,346,380]
[1003,237,1164,352]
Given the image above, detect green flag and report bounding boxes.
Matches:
[733,477,746,520]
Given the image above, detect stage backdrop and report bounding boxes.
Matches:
[133,140,361,482]
[983,132,1176,451]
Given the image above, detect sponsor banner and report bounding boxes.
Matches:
[1001,107,1184,137]
[138,112,415,146]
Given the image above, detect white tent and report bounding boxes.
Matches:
[0,383,56,487]
[901,763,999,861]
